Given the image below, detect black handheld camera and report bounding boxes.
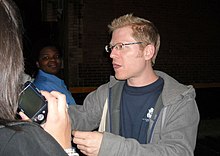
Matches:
[18,81,48,124]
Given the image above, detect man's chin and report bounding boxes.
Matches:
[115,74,127,80]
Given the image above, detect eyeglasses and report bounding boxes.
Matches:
[105,42,143,53]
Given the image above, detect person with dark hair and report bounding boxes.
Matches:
[33,45,76,105]
[69,14,200,156]
[0,0,77,155]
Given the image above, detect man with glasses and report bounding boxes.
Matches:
[69,14,200,156]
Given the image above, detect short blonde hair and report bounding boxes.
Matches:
[108,14,160,65]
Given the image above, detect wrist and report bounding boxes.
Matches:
[64,147,79,156]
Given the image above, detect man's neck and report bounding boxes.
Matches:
[127,70,158,87]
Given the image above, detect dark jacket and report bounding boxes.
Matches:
[0,121,68,156]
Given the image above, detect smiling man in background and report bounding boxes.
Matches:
[33,45,76,105]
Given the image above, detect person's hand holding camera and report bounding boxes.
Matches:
[19,90,72,149]
[40,91,72,149]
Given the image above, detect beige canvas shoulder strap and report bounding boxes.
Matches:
[98,98,108,132]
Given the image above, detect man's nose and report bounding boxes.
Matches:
[110,48,119,58]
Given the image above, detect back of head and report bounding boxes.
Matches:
[108,13,160,65]
[0,0,24,121]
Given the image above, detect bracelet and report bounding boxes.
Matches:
[64,148,79,156]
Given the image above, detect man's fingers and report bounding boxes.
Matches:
[73,131,90,139]
[72,131,90,146]
[73,131,102,156]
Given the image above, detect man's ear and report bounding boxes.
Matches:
[143,44,155,61]
[36,61,40,68]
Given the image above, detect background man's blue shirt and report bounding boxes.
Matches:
[33,70,76,105]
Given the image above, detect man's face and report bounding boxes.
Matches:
[37,47,61,75]
[110,26,148,81]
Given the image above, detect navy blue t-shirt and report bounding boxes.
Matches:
[120,77,164,144]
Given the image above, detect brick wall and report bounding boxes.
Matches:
[63,0,220,87]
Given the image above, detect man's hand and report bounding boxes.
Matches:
[73,131,103,156]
